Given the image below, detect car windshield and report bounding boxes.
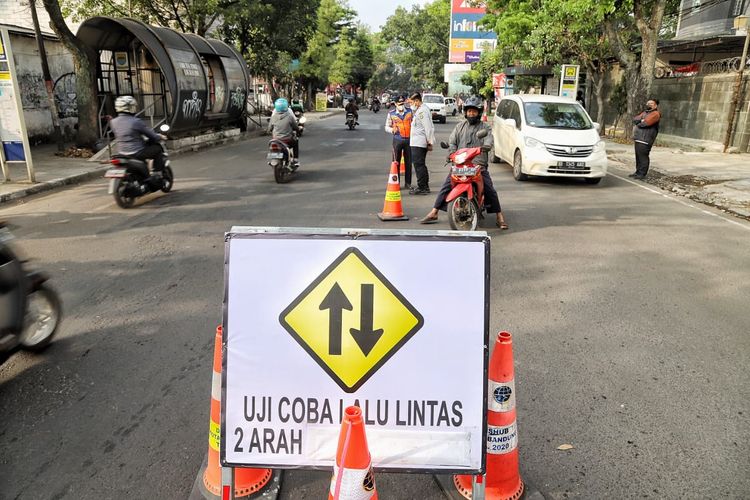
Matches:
[424,96,443,104]
[523,102,591,130]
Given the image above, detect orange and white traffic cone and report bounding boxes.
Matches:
[201,326,273,499]
[329,406,378,500]
[454,331,524,499]
[377,161,408,221]
[399,156,406,175]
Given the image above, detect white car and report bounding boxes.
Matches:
[423,93,449,123]
[491,94,607,184]
[444,97,457,116]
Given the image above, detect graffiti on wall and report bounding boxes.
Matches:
[182,91,203,120]
[215,85,225,109]
[17,72,47,110]
[229,87,245,111]
[53,72,77,118]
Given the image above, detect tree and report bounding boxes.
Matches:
[329,25,374,95]
[380,0,450,92]
[63,0,223,36]
[43,0,99,147]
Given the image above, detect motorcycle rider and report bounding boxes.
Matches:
[290,98,304,115]
[267,98,300,166]
[345,98,359,125]
[419,95,508,229]
[370,96,380,112]
[110,95,167,174]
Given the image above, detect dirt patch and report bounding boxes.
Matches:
[55,147,94,159]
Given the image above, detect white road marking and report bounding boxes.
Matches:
[608,172,750,232]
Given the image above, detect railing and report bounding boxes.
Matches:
[655,56,750,79]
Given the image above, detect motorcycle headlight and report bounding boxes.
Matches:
[524,136,545,149]
[593,140,606,153]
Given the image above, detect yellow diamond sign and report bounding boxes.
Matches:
[279,247,424,392]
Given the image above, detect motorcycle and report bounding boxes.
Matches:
[346,113,357,130]
[441,129,492,231]
[104,124,174,208]
[293,109,305,136]
[267,116,306,184]
[0,222,62,357]
[371,100,380,113]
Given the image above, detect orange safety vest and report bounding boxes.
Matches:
[390,110,413,139]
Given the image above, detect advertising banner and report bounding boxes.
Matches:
[449,1,496,63]
[222,227,489,473]
[0,31,26,164]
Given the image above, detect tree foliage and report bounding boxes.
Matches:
[380,0,450,92]
[329,26,374,90]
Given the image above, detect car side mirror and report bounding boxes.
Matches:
[440,141,449,149]
[592,122,601,132]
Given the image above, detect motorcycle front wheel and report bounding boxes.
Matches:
[448,195,479,231]
[113,178,136,208]
[274,163,292,184]
[161,166,174,193]
[19,283,62,351]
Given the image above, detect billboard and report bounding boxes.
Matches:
[449,0,497,64]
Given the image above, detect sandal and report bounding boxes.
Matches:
[497,220,509,230]
[420,215,439,224]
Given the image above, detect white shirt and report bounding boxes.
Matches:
[410,103,435,148]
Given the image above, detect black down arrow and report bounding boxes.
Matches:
[349,283,384,356]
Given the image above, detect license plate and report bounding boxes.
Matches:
[452,167,477,176]
[267,152,284,159]
[557,161,586,168]
[105,168,126,178]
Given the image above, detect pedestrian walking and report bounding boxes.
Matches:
[407,93,435,195]
[384,96,414,188]
[630,98,661,180]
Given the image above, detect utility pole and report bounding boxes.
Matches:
[29,0,64,152]
[724,15,750,153]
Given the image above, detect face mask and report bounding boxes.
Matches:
[646,106,654,111]
[396,105,404,112]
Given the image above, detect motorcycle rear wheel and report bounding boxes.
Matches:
[274,163,292,184]
[161,166,174,193]
[19,283,62,351]
[113,179,136,208]
[448,195,479,231]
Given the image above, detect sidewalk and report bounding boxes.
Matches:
[0,110,341,205]
[605,139,750,219]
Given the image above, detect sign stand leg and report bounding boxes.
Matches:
[472,474,486,500]
[221,466,234,500]
[0,142,9,182]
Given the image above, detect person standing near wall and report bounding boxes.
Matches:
[407,93,435,195]
[630,98,661,180]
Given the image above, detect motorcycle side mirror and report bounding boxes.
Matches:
[440,141,449,149]
[476,129,488,139]
[298,116,307,124]
[159,124,170,133]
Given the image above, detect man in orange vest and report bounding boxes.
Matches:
[384,96,414,188]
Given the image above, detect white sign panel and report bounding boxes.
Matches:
[222,227,489,473]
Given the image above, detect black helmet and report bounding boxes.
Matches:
[463,95,484,124]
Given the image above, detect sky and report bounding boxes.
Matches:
[349,0,431,31]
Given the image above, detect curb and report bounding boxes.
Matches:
[0,165,110,205]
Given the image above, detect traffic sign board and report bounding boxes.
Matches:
[280,247,424,393]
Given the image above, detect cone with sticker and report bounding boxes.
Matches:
[201,326,273,499]
[329,406,378,500]
[399,156,406,175]
[377,161,408,221]
[454,331,523,499]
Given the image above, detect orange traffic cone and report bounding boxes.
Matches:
[201,326,273,499]
[377,161,408,221]
[399,156,406,175]
[454,331,524,499]
[329,406,378,500]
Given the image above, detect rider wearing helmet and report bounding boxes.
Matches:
[419,95,508,229]
[110,95,167,172]
[345,97,359,124]
[267,98,300,165]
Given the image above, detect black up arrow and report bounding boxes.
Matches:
[319,282,352,356]
[350,284,384,356]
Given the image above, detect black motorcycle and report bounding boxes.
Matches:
[0,222,62,356]
[346,113,357,130]
[371,100,380,113]
[293,109,305,136]
[104,124,174,208]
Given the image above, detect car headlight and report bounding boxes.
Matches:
[524,136,545,149]
[593,140,606,153]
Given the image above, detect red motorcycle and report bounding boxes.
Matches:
[441,129,491,231]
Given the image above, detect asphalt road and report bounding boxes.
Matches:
[1,110,748,499]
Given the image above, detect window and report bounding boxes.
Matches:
[496,99,512,118]
[509,102,521,129]
[522,101,592,129]
[424,95,443,104]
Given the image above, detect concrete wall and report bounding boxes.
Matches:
[8,32,77,144]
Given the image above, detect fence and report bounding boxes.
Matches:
[655,56,750,79]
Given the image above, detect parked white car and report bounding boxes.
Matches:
[491,94,607,184]
[444,97,457,116]
[423,93,449,123]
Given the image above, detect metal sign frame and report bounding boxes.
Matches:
[220,227,490,474]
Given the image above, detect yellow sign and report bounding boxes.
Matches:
[280,247,423,392]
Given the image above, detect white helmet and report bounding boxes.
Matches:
[114,95,137,114]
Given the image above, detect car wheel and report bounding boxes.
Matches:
[584,177,602,185]
[452,109,457,116]
[513,150,528,181]
[441,116,446,124]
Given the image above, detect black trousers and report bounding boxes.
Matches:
[634,142,652,176]
[411,146,429,189]
[135,144,164,171]
[433,168,502,213]
[392,138,412,186]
